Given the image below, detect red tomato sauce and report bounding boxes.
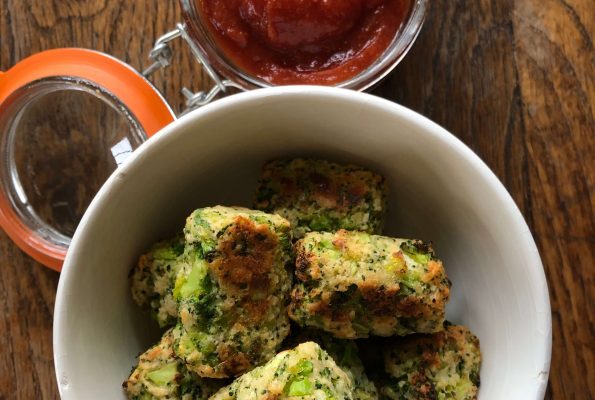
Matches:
[197,0,412,85]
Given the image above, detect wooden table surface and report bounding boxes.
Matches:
[0,1,592,399]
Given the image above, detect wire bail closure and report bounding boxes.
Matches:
[143,23,244,114]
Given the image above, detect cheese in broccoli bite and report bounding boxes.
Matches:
[210,341,369,400]
[124,329,224,400]
[173,206,293,378]
[255,158,387,238]
[289,230,451,339]
[380,324,481,400]
[130,236,185,328]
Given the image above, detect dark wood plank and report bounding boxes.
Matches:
[0,0,592,398]
[512,1,594,398]
[0,230,59,399]
[374,1,594,399]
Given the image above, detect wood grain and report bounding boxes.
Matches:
[0,0,593,399]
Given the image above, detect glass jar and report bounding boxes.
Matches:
[178,0,428,91]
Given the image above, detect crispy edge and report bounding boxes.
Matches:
[290,236,450,337]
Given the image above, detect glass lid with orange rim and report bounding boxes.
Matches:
[0,49,175,270]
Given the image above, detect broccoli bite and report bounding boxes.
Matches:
[210,341,370,400]
[254,158,387,238]
[284,327,378,399]
[131,236,186,327]
[380,324,481,400]
[173,206,293,378]
[288,230,451,339]
[124,329,223,400]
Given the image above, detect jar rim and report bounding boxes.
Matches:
[0,48,176,270]
[0,76,147,269]
[180,0,428,91]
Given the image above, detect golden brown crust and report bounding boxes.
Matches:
[306,292,352,323]
[212,215,278,322]
[294,245,314,281]
[213,216,277,291]
[359,283,401,315]
[289,231,450,338]
[307,170,379,212]
[216,343,253,377]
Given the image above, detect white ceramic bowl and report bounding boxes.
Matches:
[54,87,551,399]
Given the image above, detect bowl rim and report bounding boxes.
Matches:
[53,85,552,399]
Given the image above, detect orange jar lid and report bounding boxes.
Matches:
[0,48,175,270]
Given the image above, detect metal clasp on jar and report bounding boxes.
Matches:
[143,23,244,113]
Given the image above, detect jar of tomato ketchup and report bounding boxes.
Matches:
[146,0,427,107]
